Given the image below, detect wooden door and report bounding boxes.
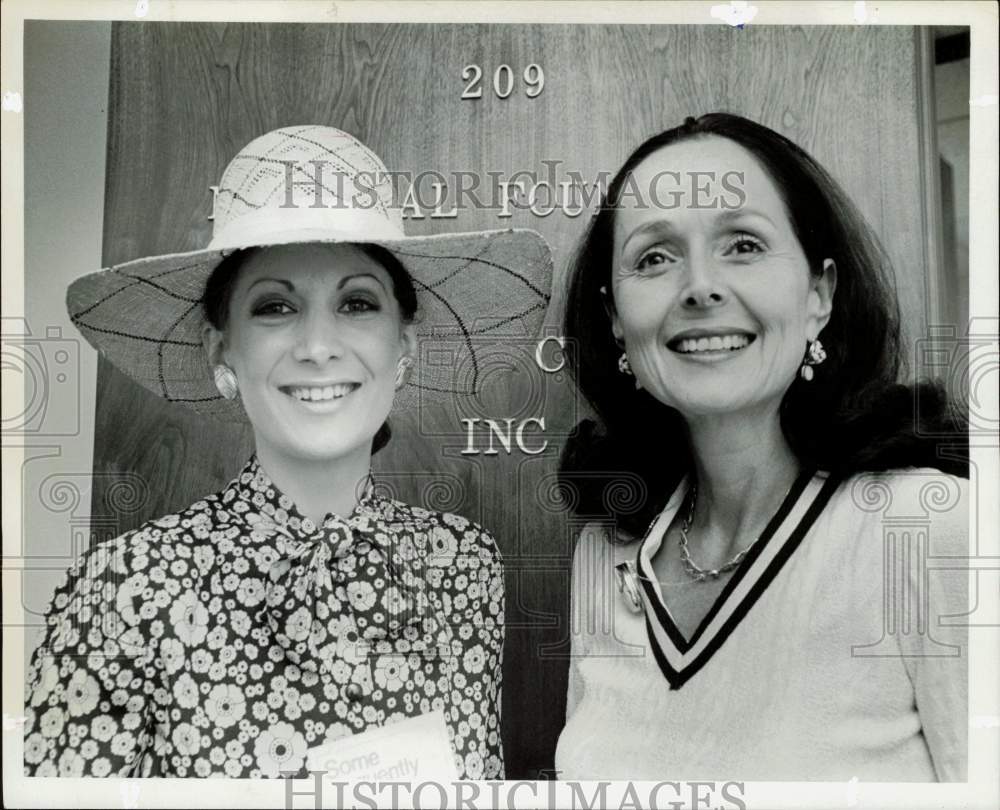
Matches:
[94,22,931,777]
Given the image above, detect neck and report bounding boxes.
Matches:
[683,405,801,554]
[254,442,373,524]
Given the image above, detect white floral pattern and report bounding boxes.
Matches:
[24,457,504,778]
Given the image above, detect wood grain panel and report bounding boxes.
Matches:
[95,22,927,777]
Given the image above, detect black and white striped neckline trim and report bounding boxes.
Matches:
[633,469,843,690]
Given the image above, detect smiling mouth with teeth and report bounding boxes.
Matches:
[283,382,360,402]
[671,334,756,354]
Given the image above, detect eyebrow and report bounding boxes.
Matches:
[714,208,777,229]
[245,273,388,293]
[247,277,293,293]
[620,207,778,254]
[620,220,678,256]
[337,272,388,291]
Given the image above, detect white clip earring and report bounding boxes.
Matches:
[395,357,413,390]
[617,352,633,376]
[617,352,642,390]
[213,365,239,400]
[799,338,827,382]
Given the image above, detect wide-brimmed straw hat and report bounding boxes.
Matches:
[67,125,553,419]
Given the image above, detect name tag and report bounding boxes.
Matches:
[305,711,459,782]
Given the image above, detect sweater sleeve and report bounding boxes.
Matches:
[565,655,585,721]
[564,524,610,722]
[897,473,970,781]
[564,531,587,721]
[23,535,156,777]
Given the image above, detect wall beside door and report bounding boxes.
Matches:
[93,22,932,777]
[21,19,110,651]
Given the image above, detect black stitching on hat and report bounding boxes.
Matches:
[167,394,224,403]
[413,251,478,290]
[283,161,353,210]
[70,318,201,346]
[258,158,350,215]
[213,187,266,211]
[410,278,478,389]
[471,302,548,334]
[408,381,473,394]
[157,300,202,398]
[283,130,389,217]
[287,129,365,174]
[222,154,352,218]
[222,155,302,216]
[139,260,218,281]
[392,251,550,301]
[116,272,203,303]
[70,260,213,320]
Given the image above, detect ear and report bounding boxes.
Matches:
[611,310,624,343]
[808,258,837,338]
[602,286,625,343]
[399,322,417,360]
[203,322,227,368]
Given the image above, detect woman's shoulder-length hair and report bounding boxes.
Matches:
[559,112,969,537]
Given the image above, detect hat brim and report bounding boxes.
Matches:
[67,229,553,420]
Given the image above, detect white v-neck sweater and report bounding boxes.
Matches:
[555,469,969,781]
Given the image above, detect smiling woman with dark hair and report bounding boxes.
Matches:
[555,113,968,781]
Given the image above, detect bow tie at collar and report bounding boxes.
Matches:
[230,458,436,671]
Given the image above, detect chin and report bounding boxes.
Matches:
[291,439,374,464]
[269,421,378,462]
[667,391,765,418]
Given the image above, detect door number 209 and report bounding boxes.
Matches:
[462,64,544,99]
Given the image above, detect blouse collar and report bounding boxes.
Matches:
[224,455,388,541]
[223,457,433,669]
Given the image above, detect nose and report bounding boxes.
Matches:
[291,310,345,364]
[679,252,726,309]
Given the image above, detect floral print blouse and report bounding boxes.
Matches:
[23,457,504,778]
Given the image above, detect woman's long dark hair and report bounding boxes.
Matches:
[560,113,968,537]
[203,242,418,454]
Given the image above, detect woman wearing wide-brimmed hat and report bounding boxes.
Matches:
[23,125,552,778]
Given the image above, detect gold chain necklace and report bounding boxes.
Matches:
[677,483,768,582]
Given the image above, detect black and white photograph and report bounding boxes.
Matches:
[2,1,997,808]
